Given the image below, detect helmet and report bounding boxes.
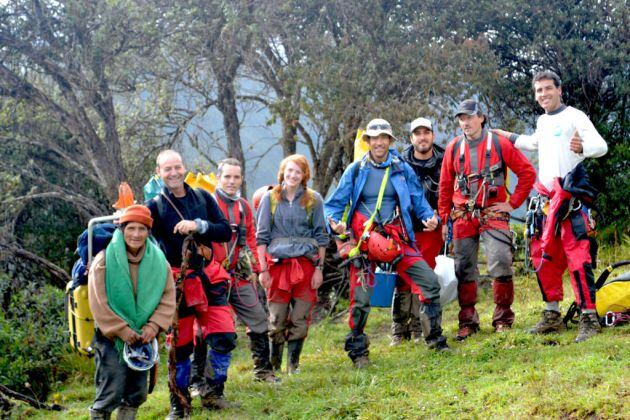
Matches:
[366,231,400,263]
[252,185,274,211]
[123,339,159,371]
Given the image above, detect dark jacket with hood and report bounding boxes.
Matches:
[402,144,444,209]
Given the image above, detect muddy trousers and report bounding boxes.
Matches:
[346,259,445,359]
[170,272,236,412]
[192,280,272,383]
[530,209,597,310]
[91,330,147,415]
[346,213,444,360]
[391,229,444,339]
[453,221,515,328]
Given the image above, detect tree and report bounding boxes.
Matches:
[0,0,164,283]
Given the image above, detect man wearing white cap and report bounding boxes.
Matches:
[325,118,448,368]
[390,117,446,346]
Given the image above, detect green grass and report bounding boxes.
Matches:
[14,244,630,419]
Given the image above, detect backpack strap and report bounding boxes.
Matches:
[340,161,362,225]
[270,188,315,228]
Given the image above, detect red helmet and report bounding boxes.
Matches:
[252,185,274,211]
[366,231,400,263]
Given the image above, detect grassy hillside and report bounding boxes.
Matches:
[15,244,630,419]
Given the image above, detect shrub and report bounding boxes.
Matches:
[0,276,69,401]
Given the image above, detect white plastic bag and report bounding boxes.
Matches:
[434,254,457,306]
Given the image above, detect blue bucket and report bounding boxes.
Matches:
[370,270,397,307]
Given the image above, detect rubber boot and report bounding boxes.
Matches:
[201,382,238,410]
[419,301,449,351]
[167,359,192,419]
[391,287,411,345]
[167,388,191,420]
[270,341,284,371]
[90,408,111,420]
[248,332,279,383]
[409,293,423,342]
[344,331,371,368]
[201,349,238,410]
[456,281,479,341]
[492,277,515,330]
[190,331,207,397]
[287,339,305,374]
[116,405,137,420]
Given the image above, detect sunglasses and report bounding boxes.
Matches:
[367,123,392,131]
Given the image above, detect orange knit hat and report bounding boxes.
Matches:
[119,204,153,228]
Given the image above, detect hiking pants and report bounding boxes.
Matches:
[391,229,443,338]
[453,215,514,328]
[92,330,147,413]
[346,213,441,360]
[191,278,270,384]
[530,208,597,310]
[171,261,236,395]
[267,257,317,344]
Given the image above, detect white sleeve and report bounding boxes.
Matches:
[575,110,607,158]
[515,133,539,151]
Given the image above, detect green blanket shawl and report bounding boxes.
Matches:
[105,229,167,357]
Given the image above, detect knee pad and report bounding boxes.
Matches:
[174,359,191,390]
[205,332,237,354]
[208,349,232,384]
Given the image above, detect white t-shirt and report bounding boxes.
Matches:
[515,105,608,190]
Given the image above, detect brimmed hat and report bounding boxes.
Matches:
[409,117,433,133]
[455,99,483,117]
[119,204,153,228]
[362,118,397,142]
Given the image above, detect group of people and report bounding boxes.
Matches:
[87,70,608,419]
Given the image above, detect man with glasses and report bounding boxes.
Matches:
[326,118,449,369]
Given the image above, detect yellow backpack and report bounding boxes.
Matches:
[595,260,630,318]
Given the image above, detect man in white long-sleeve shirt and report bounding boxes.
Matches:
[495,70,608,343]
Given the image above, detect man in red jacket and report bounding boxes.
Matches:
[191,158,279,386]
[438,99,536,340]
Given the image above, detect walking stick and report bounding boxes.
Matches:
[167,235,195,416]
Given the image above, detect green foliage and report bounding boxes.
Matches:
[0,276,69,401]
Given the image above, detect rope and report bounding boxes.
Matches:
[349,166,391,258]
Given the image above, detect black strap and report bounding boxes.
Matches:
[595,260,630,289]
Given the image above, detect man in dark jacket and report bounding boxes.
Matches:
[146,150,234,418]
[391,117,445,345]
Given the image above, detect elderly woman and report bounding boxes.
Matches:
[256,154,328,374]
[88,205,175,420]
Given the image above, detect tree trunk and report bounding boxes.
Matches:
[216,71,247,195]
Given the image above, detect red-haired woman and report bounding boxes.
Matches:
[256,154,328,374]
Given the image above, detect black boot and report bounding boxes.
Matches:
[270,341,284,372]
[419,302,449,351]
[200,382,239,410]
[249,332,279,383]
[287,339,304,374]
[190,336,208,396]
[167,388,191,419]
